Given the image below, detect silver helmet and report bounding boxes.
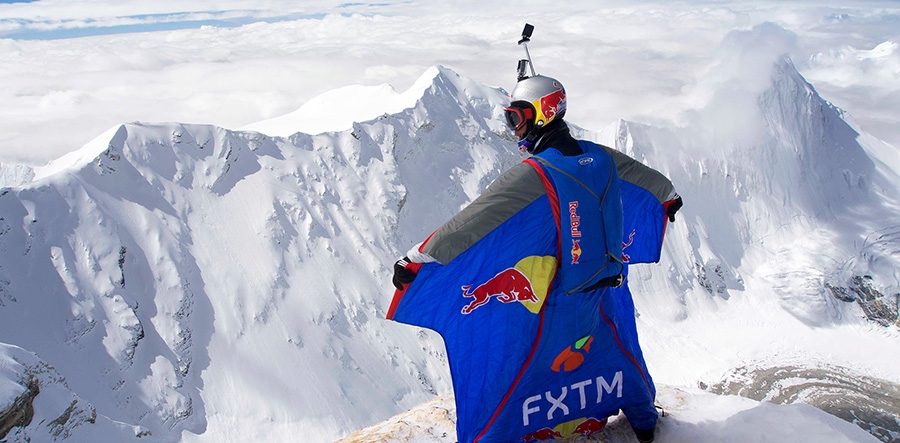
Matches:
[508,74,567,129]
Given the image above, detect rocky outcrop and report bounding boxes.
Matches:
[334,396,456,443]
[827,276,899,327]
[47,399,97,439]
[825,226,900,328]
[0,376,39,440]
[0,343,118,441]
[708,364,900,442]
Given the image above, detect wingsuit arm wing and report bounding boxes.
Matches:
[418,162,548,265]
[600,145,676,203]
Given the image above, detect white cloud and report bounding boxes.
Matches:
[0,1,898,164]
[804,40,900,146]
[670,22,800,147]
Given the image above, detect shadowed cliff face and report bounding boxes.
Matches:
[0,377,38,440]
[825,226,900,328]
[827,275,900,327]
[708,364,900,442]
[0,343,109,441]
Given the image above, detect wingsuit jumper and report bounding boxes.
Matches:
[389,57,682,443]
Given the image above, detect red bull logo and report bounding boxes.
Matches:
[622,229,636,263]
[461,268,538,314]
[569,201,581,238]
[520,427,563,442]
[569,202,582,265]
[573,417,608,436]
[571,240,582,265]
[539,82,566,122]
[519,416,607,442]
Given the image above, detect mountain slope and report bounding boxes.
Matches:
[0,66,519,442]
[0,59,898,443]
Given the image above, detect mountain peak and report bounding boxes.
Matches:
[241,65,503,138]
[31,124,127,182]
[760,56,876,200]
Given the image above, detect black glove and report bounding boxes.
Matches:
[665,195,683,222]
[582,274,625,292]
[392,257,417,290]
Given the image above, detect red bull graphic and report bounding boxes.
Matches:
[551,335,593,373]
[570,240,582,265]
[573,417,608,436]
[461,268,538,314]
[539,82,566,122]
[569,201,582,265]
[519,416,608,442]
[520,427,563,442]
[622,229,636,263]
[569,201,581,238]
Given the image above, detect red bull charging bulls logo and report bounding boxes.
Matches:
[519,416,607,442]
[571,240,582,265]
[539,82,566,122]
[520,428,563,442]
[461,268,538,314]
[460,255,557,315]
[573,417,608,436]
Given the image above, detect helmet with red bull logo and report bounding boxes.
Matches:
[505,25,569,152]
[505,75,567,132]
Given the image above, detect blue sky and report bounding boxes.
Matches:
[0,1,392,40]
[1,13,323,40]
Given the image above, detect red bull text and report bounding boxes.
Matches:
[461,268,538,314]
[570,201,582,265]
[569,201,582,237]
[622,229,636,263]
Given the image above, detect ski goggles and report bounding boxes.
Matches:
[504,105,535,131]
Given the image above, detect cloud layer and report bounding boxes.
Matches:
[0,1,898,164]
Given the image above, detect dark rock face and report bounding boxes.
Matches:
[0,376,39,440]
[708,364,900,442]
[825,226,900,329]
[827,275,900,327]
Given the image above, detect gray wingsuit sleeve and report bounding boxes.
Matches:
[600,145,676,203]
[420,162,547,265]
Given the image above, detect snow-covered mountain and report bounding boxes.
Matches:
[1,60,898,443]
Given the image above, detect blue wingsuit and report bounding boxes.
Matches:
[388,132,676,443]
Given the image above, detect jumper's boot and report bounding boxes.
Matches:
[632,425,655,443]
